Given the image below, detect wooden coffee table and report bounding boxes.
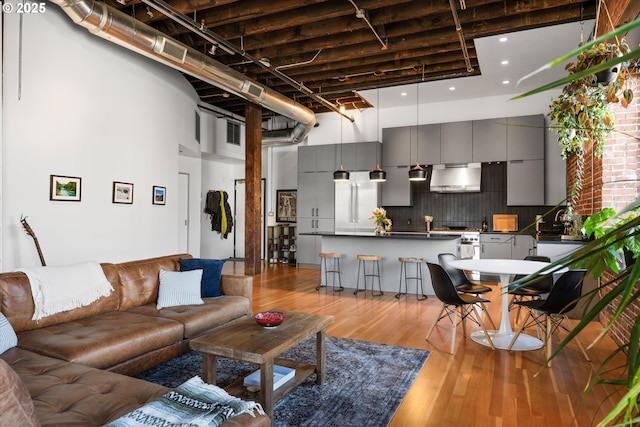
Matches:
[189,309,334,419]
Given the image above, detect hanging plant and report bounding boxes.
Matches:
[549,40,633,159]
[548,39,634,203]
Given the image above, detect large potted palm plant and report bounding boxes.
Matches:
[513,19,640,426]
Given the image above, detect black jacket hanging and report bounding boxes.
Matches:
[205,190,233,239]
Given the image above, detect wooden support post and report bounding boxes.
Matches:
[244,101,262,276]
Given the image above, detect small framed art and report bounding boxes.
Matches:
[50,175,81,201]
[152,186,166,205]
[112,181,134,204]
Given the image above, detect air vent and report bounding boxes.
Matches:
[153,36,187,63]
[240,80,265,99]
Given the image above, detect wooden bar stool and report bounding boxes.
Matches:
[396,257,427,300]
[316,253,344,292]
[354,255,383,297]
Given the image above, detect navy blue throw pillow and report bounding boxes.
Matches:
[179,258,226,297]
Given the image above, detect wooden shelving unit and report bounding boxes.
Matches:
[267,224,296,265]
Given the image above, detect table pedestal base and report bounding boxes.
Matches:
[470,330,543,351]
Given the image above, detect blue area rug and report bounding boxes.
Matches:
[136,336,430,427]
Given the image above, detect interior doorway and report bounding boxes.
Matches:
[233,178,266,260]
[178,173,189,253]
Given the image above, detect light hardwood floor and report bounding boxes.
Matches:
[224,262,627,427]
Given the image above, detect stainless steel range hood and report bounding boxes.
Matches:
[430,163,481,193]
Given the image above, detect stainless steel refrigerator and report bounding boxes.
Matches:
[334,171,381,233]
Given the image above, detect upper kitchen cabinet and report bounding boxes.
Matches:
[473,118,507,162]
[356,141,381,171]
[507,159,544,205]
[341,141,381,171]
[545,117,567,206]
[440,121,473,164]
[507,115,544,160]
[298,145,337,172]
[382,127,412,166]
[381,166,412,206]
[417,124,441,165]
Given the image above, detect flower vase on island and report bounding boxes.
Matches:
[371,207,391,236]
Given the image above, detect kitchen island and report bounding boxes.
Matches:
[301,232,460,295]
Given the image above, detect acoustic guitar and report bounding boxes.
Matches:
[20,215,46,266]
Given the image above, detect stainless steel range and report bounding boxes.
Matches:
[429,229,480,260]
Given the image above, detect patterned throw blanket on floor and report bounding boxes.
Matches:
[105,376,264,427]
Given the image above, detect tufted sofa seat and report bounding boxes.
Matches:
[0,254,270,426]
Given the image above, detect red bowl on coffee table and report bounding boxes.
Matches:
[255,311,286,328]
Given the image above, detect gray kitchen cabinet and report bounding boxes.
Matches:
[337,143,356,170]
[480,233,536,259]
[417,124,441,165]
[545,117,567,205]
[440,121,473,164]
[296,234,321,266]
[480,233,513,259]
[297,170,334,265]
[507,159,544,205]
[380,165,412,206]
[356,141,381,171]
[298,145,337,172]
[382,127,412,166]
[298,171,335,229]
[341,141,381,171]
[507,115,544,160]
[473,118,507,162]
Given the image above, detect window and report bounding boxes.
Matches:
[227,120,241,146]
[195,111,201,143]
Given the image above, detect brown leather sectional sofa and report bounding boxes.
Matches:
[0,253,270,426]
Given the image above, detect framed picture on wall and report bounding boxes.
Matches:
[50,175,82,201]
[112,181,134,204]
[152,186,166,205]
[276,189,297,223]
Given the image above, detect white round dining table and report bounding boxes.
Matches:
[448,258,559,351]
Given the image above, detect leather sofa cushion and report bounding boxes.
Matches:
[0,355,39,426]
[16,311,184,369]
[126,296,250,338]
[2,348,271,427]
[1,347,168,426]
[0,263,120,332]
[117,254,191,310]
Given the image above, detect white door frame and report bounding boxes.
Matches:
[233,178,266,260]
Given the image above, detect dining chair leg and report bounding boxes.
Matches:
[425,304,446,341]
[507,311,531,351]
[546,315,553,367]
[472,306,495,350]
[461,306,467,337]
[450,306,458,354]
[479,302,496,330]
[562,315,591,362]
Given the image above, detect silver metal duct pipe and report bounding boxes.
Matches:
[48,0,317,145]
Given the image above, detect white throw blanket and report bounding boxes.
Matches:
[105,376,264,427]
[16,261,113,321]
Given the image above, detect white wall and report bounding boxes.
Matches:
[2,7,199,270]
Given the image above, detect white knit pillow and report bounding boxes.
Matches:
[0,313,18,354]
[157,269,204,309]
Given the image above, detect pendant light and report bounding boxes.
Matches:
[333,115,350,181]
[408,83,427,181]
[369,89,387,182]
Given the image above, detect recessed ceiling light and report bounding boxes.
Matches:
[499,37,508,42]
[502,80,510,85]
[401,92,407,96]
[449,86,456,91]
[501,60,509,65]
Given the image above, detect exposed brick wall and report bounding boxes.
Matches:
[565,71,640,348]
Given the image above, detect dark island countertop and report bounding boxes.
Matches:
[298,231,460,240]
